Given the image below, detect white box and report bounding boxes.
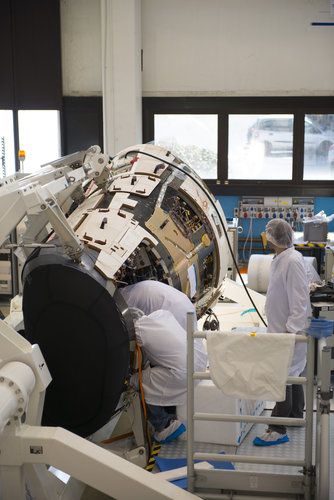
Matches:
[177,380,264,446]
[0,261,12,295]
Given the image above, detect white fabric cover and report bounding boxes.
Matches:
[247,254,319,293]
[207,331,295,401]
[247,254,274,293]
[133,309,207,406]
[304,257,321,284]
[265,247,311,377]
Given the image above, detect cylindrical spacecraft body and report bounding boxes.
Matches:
[68,144,228,315]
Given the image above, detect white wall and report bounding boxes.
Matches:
[61,0,102,96]
[142,0,334,96]
[61,0,334,97]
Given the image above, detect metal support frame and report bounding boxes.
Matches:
[186,313,329,499]
[0,425,200,500]
[316,344,333,500]
[0,145,111,264]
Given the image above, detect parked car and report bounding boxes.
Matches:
[249,116,334,157]
[328,144,334,167]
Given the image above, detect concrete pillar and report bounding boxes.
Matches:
[101,0,142,156]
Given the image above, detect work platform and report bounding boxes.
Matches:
[155,408,334,495]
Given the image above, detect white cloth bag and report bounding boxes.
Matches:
[207,331,295,401]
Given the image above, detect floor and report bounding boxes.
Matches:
[156,408,334,497]
[78,406,334,500]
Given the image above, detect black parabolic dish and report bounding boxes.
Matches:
[22,246,130,437]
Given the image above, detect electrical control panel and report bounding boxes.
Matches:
[235,197,314,222]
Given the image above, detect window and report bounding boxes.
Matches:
[18,110,61,172]
[228,114,293,180]
[143,97,334,196]
[154,114,218,179]
[0,110,15,177]
[0,109,62,178]
[303,114,334,181]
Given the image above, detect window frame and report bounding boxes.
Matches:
[142,96,334,196]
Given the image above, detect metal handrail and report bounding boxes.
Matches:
[187,312,315,499]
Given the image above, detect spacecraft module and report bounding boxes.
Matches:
[22,144,229,436]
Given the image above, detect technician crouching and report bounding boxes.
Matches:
[120,281,207,444]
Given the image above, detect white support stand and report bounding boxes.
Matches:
[0,319,200,500]
[0,424,200,500]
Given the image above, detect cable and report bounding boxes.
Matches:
[136,340,152,456]
[249,218,253,260]
[101,431,134,444]
[123,149,267,327]
[242,216,253,263]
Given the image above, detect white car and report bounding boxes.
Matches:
[250,116,334,157]
[329,144,334,167]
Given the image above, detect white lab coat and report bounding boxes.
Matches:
[120,280,207,384]
[132,309,207,406]
[265,247,311,377]
[119,280,197,330]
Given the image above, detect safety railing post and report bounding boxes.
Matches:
[303,335,315,500]
[187,312,195,493]
[318,346,332,500]
[315,336,327,499]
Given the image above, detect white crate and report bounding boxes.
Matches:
[0,261,12,294]
[177,380,264,446]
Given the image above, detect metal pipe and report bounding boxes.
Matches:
[193,413,305,427]
[199,493,295,500]
[200,494,293,500]
[193,372,306,385]
[10,229,19,296]
[187,312,195,493]
[319,412,330,500]
[194,332,308,342]
[319,346,331,500]
[303,335,315,500]
[194,452,305,467]
[315,337,326,499]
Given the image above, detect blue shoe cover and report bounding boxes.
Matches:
[253,433,289,446]
[154,423,186,444]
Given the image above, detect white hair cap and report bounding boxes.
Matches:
[265,219,293,248]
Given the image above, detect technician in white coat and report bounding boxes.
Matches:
[254,219,311,447]
[119,280,197,330]
[120,281,207,444]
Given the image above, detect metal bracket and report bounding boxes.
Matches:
[303,465,316,477]
[317,386,333,401]
[41,199,83,262]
